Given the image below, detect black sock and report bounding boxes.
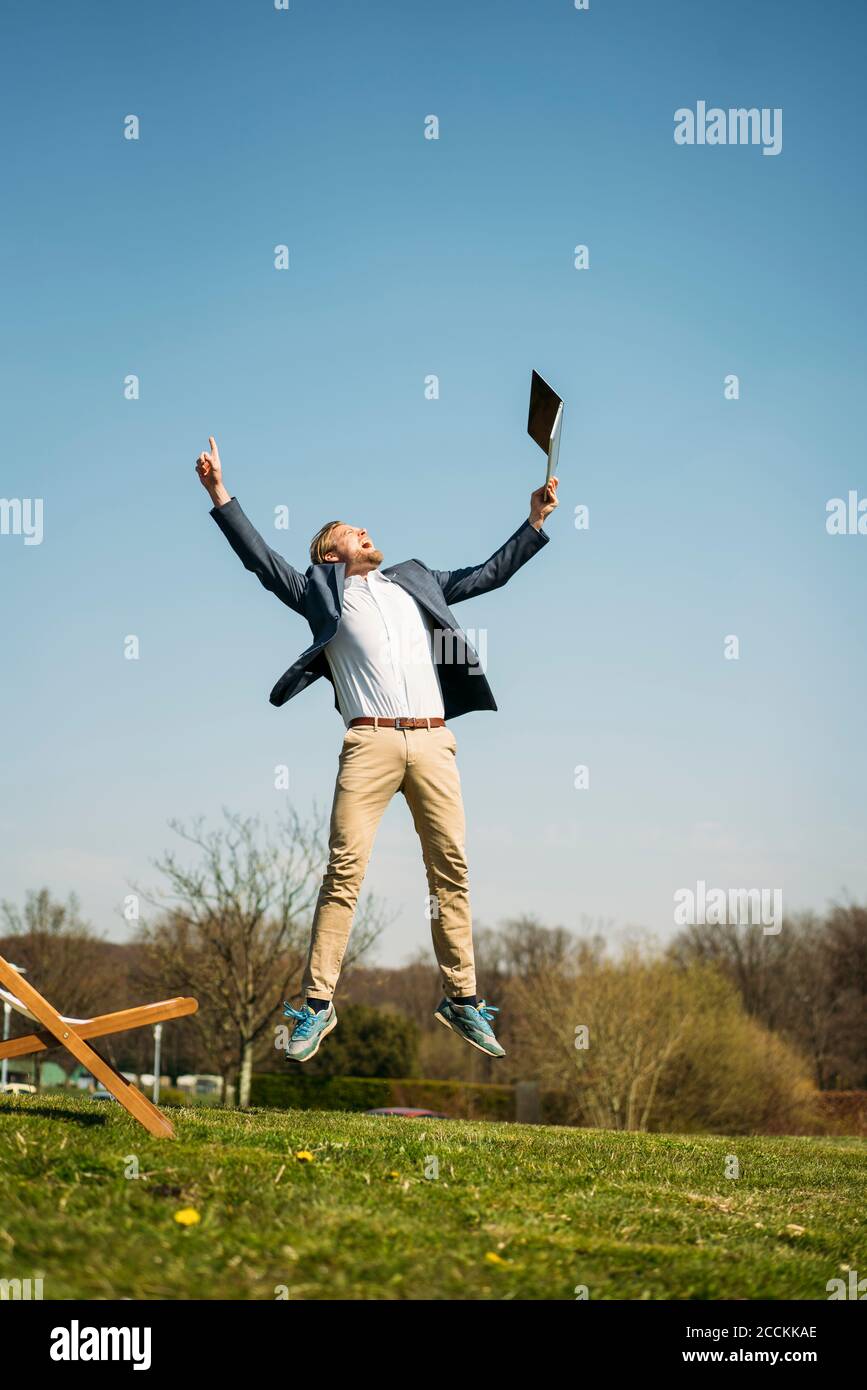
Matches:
[452,994,478,1008]
[307,997,330,1013]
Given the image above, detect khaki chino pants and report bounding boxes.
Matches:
[302,723,476,1001]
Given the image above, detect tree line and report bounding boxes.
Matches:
[2,810,864,1131]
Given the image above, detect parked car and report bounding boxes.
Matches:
[0,1082,37,1096]
[365,1106,450,1119]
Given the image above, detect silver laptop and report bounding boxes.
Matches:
[527,369,564,485]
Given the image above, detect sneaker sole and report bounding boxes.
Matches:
[434,1010,506,1058]
[285,1011,338,1063]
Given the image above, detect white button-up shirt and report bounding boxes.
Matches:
[323,570,445,726]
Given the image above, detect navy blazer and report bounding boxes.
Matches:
[211,498,550,719]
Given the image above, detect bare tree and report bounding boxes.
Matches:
[510,947,700,1131]
[472,914,578,1011]
[0,889,116,1021]
[136,809,386,1107]
[668,916,792,1025]
[668,910,864,1089]
[343,952,441,1031]
[822,903,867,1088]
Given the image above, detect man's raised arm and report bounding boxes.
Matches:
[429,477,558,606]
[196,436,307,614]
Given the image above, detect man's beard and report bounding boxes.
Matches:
[361,549,384,569]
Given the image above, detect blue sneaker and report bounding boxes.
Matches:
[283,1001,337,1062]
[434,998,505,1058]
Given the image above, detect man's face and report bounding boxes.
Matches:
[324,523,384,575]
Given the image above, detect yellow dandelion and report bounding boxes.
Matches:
[484,1251,508,1266]
[295,1150,315,1163]
[174,1208,200,1226]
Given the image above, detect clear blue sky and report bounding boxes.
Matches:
[2,0,865,965]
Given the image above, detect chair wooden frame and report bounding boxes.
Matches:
[0,953,198,1139]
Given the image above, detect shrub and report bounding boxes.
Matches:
[251,1074,393,1112]
[508,952,817,1134]
[652,977,818,1134]
[304,1004,419,1078]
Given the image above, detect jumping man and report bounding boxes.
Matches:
[196,437,557,1062]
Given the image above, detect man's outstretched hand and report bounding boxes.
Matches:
[196,436,231,507]
[529,476,559,531]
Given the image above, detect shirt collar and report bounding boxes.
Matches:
[345,569,390,587]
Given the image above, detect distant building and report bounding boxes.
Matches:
[68,1065,168,1092]
[176,1074,223,1099]
[38,1061,68,1088]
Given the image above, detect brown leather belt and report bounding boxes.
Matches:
[349,717,446,730]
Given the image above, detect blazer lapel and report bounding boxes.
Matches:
[306,561,346,621]
[326,561,346,616]
[307,559,449,636]
[386,562,453,628]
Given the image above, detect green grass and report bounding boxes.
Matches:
[1,1093,865,1300]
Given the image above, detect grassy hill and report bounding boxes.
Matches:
[1,1094,865,1300]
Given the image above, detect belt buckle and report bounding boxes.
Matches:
[394,718,411,730]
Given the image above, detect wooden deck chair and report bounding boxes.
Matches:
[0,953,198,1139]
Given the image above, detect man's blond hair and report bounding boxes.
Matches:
[309,520,345,565]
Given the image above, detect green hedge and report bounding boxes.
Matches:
[250,1075,867,1134]
[251,1074,392,1112]
[251,1073,516,1120]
